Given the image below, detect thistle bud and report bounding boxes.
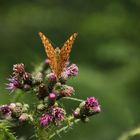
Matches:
[37,104,45,111]
[73,108,80,118]
[19,113,29,122]
[48,93,56,101]
[47,73,56,81]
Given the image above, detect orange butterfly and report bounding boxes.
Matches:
[39,32,78,80]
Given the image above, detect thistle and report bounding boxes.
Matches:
[1,32,101,140]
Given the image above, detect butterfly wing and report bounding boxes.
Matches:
[57,33,78,79]
[39,32,57,75]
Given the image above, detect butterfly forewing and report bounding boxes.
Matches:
[39,32,57,75]
[57,33,78,79]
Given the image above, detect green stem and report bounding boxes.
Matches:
[49,119,80,140]
[63,97,84,102]
[118,127,140,140]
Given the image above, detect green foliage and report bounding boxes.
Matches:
[0,121,17,140]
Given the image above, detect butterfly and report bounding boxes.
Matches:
[39,32,78,80]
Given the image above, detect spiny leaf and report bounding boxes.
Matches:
[0,121,17,140]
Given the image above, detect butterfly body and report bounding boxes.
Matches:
[39,32,77,80]
[55,47,61,59]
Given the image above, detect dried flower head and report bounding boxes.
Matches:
[61,85,75,96]
[13,63,25,76]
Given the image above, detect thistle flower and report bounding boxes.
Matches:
[39,114,52,126]
[51,106,65,126]
[0,105,11,115]
[12,63,32,86]
[85,97,101,113]
[60,85,75,96]
[13,63,25,76]
[0,105,11,119]
[6,77,20,92]
[66,64,78,77]
[47,72,57,81]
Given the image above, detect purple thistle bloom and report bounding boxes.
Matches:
[0,105,11,115]
[51,106,65,126]
[66,64,78,77]
[6,77,20,93]
[85,97,101,113]
[39,114,52,126]
[0,105,12,119]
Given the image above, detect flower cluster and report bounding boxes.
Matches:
[6,64,32,92]
[73,97,101,121]
[39,106,65,127]
[5,60,101,129]
[0,103,30,122]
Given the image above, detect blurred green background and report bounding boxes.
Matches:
[0,0,140,140]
